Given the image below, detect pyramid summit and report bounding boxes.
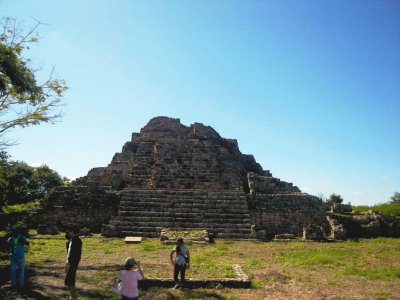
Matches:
[76,116,300,194]
[33,116,325,239]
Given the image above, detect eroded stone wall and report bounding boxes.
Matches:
[30,186,120,232]
[248,194,327,238]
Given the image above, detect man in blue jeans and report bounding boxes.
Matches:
[7,227,29,289]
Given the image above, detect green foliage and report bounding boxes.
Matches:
[352,202,400,216]
[324,193,344,205]
[0,152,64,206]
[390,192,400,204]
[0,17,67,148]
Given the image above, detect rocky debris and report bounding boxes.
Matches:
[160,228,210,244]
[303,224,325,240]
[331,203,352,213]
[327,216,347,240]
[327,211,400,238]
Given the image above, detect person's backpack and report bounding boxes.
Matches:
[176,246,187,263]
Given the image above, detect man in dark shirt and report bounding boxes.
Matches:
[64,227,82,300]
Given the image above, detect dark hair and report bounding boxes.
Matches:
[66,226,80,235]
[176,237,183,244]
[13,227,24,235]
[124,257,136,270]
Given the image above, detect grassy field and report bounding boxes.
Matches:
[1,234,400,299]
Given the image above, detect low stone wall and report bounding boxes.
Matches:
[139,278,251,289]
[248,193,327,239]
[140,264,250,288]
[30,186,120,232]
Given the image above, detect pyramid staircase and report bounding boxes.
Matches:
[112,189,253,238]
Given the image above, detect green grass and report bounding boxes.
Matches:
[275,246,359,267]
[243,258,264,270]
[339,265,400,280]
[274,238,400,281]
[2,201,40,214]
[352,202,400,216]
[2,235,400,299]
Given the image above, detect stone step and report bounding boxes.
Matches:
[118,231,253,239]
[117,225,251,234]
[118,206,250,213]
[117,211,251,219]
[117,216,252,224]
[118,205,250,212]
[120,199,248,204]
[116,222,252,230]
[111,189,253,238]
[119,231,160,238]
[120,189,247,196]
[120,196,248,202]
[119,199,249,205]
[120,194,248,200]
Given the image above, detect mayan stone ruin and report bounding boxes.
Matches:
[32,116,326,239]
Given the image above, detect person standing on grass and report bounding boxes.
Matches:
[117,257,144,300]
[170,237,190,290]
[7,226,29,289]
[64,226,82,300]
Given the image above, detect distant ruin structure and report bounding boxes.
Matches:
[32,117,326,239]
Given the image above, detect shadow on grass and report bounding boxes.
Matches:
[141,288,227,300]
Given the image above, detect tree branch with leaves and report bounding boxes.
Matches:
[0,17,67,148]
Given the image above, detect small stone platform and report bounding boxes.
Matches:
[124,236,143,243]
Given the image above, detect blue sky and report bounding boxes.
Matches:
[1,0,399,205]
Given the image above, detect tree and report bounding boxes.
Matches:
[6,161,34,204]
[0,17,67,148]
[325,193,344,205]
[391,192,400,204]
[0,150,9,205]
[0,153,65,206]
[30,164,63,199]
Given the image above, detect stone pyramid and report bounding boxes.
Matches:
[33,117,325,239]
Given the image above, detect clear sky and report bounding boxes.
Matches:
[1,0,399,205]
